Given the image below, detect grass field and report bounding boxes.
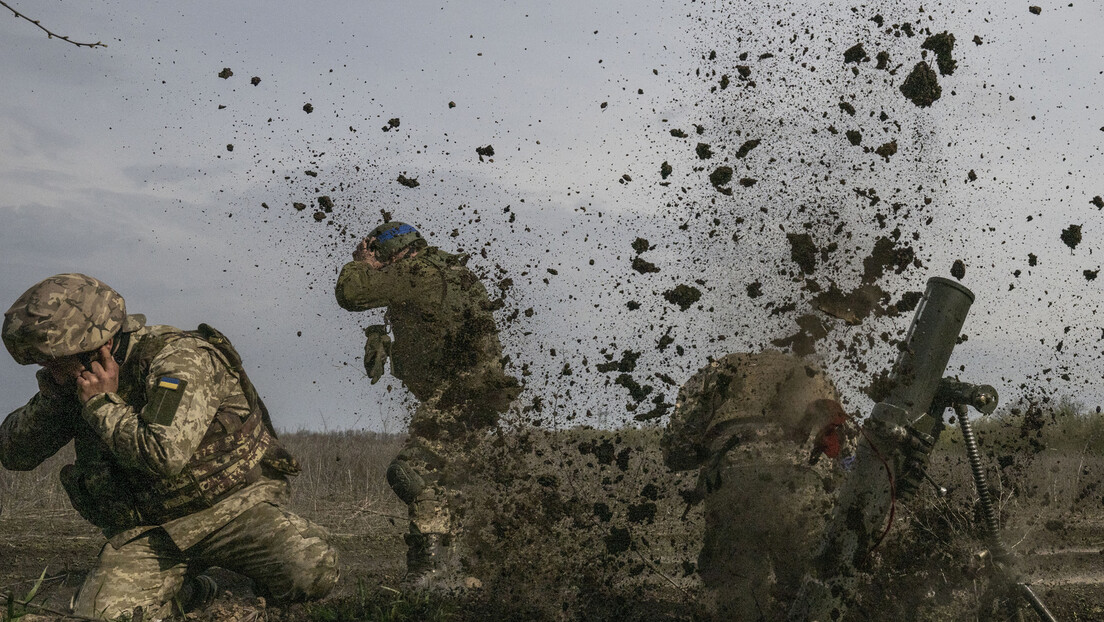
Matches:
[2,402,1104,621]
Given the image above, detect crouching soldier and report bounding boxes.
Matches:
[662,350,854,621]
[0,274,338,620]
[336,221,521,588]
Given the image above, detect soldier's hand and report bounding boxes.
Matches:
[353,238,371,262]
[354,238,386,269]
[76,344,119,404]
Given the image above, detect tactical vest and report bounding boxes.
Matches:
[380,249,520,413]
[63,324,299,531]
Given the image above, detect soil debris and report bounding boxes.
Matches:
[1084,269,1098,281]
[846,130,862,146]
[670,128,688,138]
[596,350,641,374]
[863,236,916,282]
[770,313,830,356]
[1061,224,1082,251]
[695,142,713,159]
[1091,196,1103,209]
[250,76,261,86]
[843,43,869,64]
[317,196,333,212]
[218,68,233,79]
[738,177,757,187]
[476,145,495,161]
[951,259,966,280]
[615,373,653,402]
[746,281,762,298]
[709,166,733,194]
[921,32,957,76]
[396,174,419,188]
[814,283,887,325]
[875,51,890,70]
[1029,5,1042,15]
[632,256,660,274]
[632,238,650,254]
[786,233,818,274]
[734,139,760,158]
[839,102,856,116]
[899,62,941,107]
[874,140,898,161]
[226,144,233,152]
[894,291,923,313]
[660,161,672,179]
[663,284,702,310]
[302,103,314,114]
[293,202,306,211]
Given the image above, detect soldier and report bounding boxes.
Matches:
[661,350,854,621]
[0,274,338,620]
[335,221,520,588]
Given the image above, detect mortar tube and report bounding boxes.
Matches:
[878,276,975,431]
[789,277,975,621]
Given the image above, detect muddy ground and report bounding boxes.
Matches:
[3,421,1104,621]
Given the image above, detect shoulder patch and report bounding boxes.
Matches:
[143,377,188,426]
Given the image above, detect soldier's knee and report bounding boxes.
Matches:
[387,457,426,505]
[267,538,339,602]
[296,540,340,600]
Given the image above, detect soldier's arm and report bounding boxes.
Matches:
[0,370,79,470]
[334,260,410,311]
[80,338,227,477]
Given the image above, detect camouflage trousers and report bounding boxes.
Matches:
[697,443,839,621]
[72,501,338,620]
[392,398,500,537]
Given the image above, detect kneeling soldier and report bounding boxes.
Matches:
[662,350,854,621]
[0,274,338,620]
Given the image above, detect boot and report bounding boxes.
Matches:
[178,574,218,613]
[403,532,466,591]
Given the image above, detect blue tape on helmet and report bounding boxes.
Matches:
[376,223,418,242]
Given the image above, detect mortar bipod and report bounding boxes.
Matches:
[935,379,1058,622]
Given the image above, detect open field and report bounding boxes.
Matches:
[2,409,1104,621]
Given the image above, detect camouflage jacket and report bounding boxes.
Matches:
[661,351,840,472]
[335,247,519,412]
[0,318,288,549]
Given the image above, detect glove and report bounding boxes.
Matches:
[363,325,392,384]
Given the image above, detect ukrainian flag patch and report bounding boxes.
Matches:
[143,377,188,426]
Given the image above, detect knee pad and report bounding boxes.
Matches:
[387,458,426,505]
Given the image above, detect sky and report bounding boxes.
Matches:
[1,0,1102,432]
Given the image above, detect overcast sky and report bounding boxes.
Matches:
[2,0,1102,432]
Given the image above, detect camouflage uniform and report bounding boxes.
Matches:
[0,274,338,620]
[662,351,849,621]
[335,244,519,579]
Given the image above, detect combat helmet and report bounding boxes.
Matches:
[367,221,425,263]
[3,273,128,365]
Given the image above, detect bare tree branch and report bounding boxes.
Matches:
[1,0,105,48]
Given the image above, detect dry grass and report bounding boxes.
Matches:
[3,402,1103,621]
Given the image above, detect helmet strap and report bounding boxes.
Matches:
[111,330,132,366]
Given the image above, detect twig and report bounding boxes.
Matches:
[0,572,68,593]
[0,0,105,48]
[1,591,101,620]
[630,544,693,601]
